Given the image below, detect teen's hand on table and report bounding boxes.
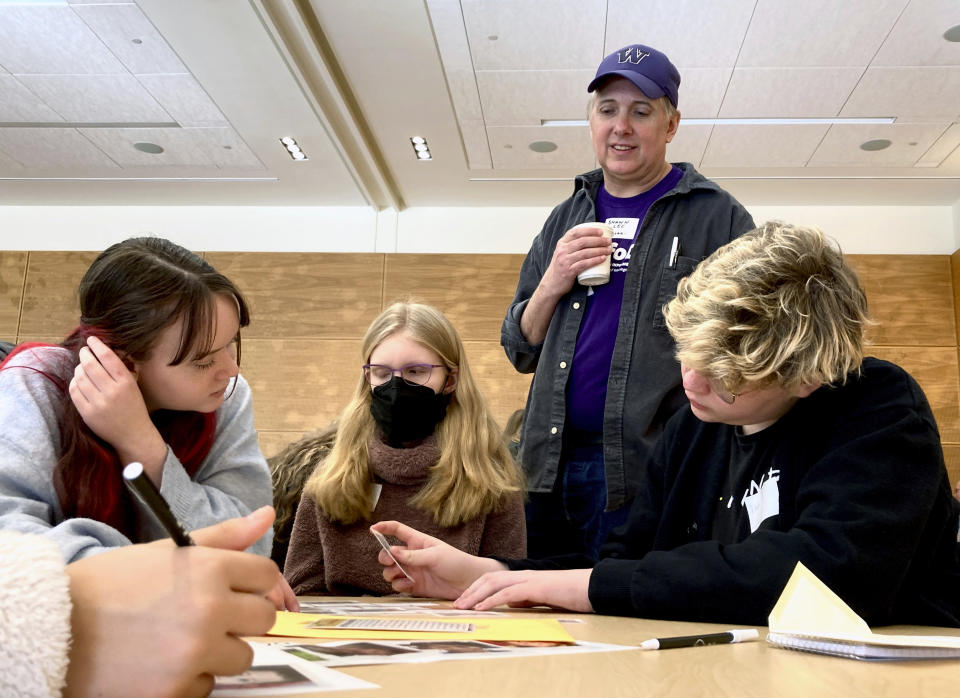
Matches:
[192,505,298,611]
[267,571,300,612]
[370,520,506,599]
[69,336,166,480]
[65,507,279,698]
[454,568,594,613]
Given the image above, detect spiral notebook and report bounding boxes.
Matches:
[766,563,960,661]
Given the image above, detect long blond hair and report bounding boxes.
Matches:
[304,302,524,526]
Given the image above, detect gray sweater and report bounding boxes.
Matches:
[0,346,272,561]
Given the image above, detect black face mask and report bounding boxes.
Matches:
[369,376,450,446]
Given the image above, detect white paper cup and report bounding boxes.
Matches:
[573,222,614,287]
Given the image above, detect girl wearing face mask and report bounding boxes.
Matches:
[282,302,526,595]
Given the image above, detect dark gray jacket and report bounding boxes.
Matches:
[501,163,754,509]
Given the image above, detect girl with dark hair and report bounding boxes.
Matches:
[0,237,274,562]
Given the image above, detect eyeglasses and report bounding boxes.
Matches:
[363,363,445,387]
[706,376,740,405]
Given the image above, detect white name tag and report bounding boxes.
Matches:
[605,217,640,240]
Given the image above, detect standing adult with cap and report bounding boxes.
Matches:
[502,44,755,559]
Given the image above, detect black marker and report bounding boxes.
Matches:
[640,628,759,650]
[123,461,195,546]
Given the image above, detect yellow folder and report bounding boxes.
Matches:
[268,612,576,643]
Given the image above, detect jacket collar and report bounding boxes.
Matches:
[572,162,722,201]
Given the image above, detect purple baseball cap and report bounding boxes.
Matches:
[587,44,680,107]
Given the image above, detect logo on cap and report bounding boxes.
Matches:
[617,47,650,65]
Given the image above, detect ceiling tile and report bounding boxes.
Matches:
[701,124,829,167]
[487,126,594,169]
[738,0,906,66]
[0,75,64,122]
[460,119,493,169]
[136,74,227,127]
[0,128,119,169]
[605,0,754,67]
[0,148,25,173]
[427,0,481,118]
[0,6,123,74]
[840,66,960,118]
[425,1,489,166]
[675,68,731,118]
[78,126,264,168]
[17,75,173,123]
[873,0,960,66]
[719,67,863,117]
[916,123,960,167]
[809,122,949,166]
[476,69,595,125]
[666,124,711,166]
[461,0,606,70]
[193,128,265,170]
[446,67,485,121]
[72,3,188,74]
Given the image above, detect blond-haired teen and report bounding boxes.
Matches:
[373,223,960,627]
[283,302,525,594]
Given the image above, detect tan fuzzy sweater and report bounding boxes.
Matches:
[284,434,526,595]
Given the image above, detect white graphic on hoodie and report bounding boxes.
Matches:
[739,467,780,533]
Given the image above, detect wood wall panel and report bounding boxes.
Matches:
[258,430,307,460]
[943,445,960,494]
[207,252,384,339]
[383,254,525,341]
[5,248,960,498]
[848,254,955,347]
[462,340,532,428]
[0,251,26,338]
[868,346,960,443]
[241,337,358,433]
[952,250,960,346]
[18,251,96,340]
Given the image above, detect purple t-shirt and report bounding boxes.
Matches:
[566,166,683,432]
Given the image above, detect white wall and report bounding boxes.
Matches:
[954,199,960,252]
[0,206,378,252]
[0,203,956,255]
[747,205,955,255]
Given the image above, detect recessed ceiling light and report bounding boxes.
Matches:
[278,136,308,161]
[133,142,164,154]
[529,141,558,153]
[410,136,432,161]
[860,139,892,151]
[944,24,960,42]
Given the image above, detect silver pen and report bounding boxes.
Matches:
[668,236,680,268]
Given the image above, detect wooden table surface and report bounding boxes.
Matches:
[248,600,960,697]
